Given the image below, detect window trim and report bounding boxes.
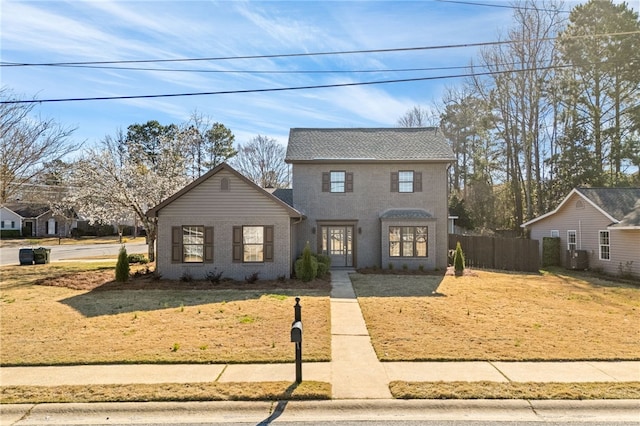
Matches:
[598,230,610,261]
[389,226,428,258]
[391,171,422,192]
[322,171,353,193]
[171,225,213,264]
[232,225,274,263]
[567,230,577,251]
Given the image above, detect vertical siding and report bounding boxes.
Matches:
[291,162,450,270]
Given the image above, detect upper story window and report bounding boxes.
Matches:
[391,171,422,193]
[550,230,559,238]
[599,230,610,260]
[322,171,353,193]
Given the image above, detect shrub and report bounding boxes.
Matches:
[180,271,193,282]
[127,253,148,264]
[206,268,223,284]
[115,246,130,282]
[295,242,318,282]
[245,272,259,283]
[542,237,561,267]
[1,230,21,238]
[453,241,465,275]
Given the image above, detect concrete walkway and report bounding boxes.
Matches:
[1,270,639,393]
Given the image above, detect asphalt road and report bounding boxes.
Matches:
[1,400,638,425]
[0,241,148,266]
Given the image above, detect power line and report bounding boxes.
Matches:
[435,0,571,14]
[2,31,637,68]
[0,63,575,105]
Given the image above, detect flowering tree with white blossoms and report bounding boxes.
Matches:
[73,128,190,261]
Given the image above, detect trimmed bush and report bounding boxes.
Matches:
[542,237,561,267]
[453,241,465,276]
[1,230,21,238]
[127,253,148,264]
[314,253,331,277]
[295,242,318,282]
[115,246,130,282]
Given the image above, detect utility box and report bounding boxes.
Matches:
[33,247,51,264]
[19,248,34,265]
[566,250,589,270]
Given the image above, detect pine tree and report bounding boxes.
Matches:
[115,245,130,282]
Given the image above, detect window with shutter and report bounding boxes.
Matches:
[322,172,330,192]
[345,172,354,192]
[390,172,399,192]
[171,226,182,263]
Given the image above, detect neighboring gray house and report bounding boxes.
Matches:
[521,187,640,278]
[149,127,454,280]
[0,203,75,237]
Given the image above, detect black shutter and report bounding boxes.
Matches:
[390,172,399,192]
[414,171,422,192]
[346,172,354,192]
[204,227,214,262]
[171,226,182,263]
[322,172,330,192]
[264,226,274,262]
[232,226,242,262]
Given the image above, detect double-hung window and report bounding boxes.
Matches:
[391,171,422,192]
[171,226,214,263]
[599,230,610,260]
[389,226,428,257]
[322,171,353,193]
[567,230,577,251]
[233,226,274,263]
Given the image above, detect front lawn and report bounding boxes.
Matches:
[0,262,331,365]
[351,269,639,361]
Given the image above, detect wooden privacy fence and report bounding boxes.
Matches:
[449,234,540,272]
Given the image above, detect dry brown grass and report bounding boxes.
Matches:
[351,269,640,361]
[0,381,331,404]
[0,262,331,365]
[390,381,640,400]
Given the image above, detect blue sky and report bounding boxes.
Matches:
[2,0,631,148]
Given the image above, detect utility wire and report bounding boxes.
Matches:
[435,0,572,14]
[0,63,575,104]
[2,31,637,68]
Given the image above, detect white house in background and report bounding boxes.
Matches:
[521,187,640,278]
[0,203,77,237]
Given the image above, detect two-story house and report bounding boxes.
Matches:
[149,127,454,281]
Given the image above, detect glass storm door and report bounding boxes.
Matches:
[322,226,353,267]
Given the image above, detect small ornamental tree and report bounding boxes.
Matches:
[453,241,465,276]
[295,242,318,282]
[115,245,130,282]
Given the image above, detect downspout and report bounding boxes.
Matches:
[578,220,582,250]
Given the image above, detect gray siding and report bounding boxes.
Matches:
[156,170,294,281]
[291,162,450,269]
[609,229,640,278]
[528,192,640,278]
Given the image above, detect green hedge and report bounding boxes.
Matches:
[1,230,21,238]
[542,237,561,267]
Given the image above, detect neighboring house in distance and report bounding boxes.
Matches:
[521,187,640,278]
[0,203,76,237]
[148,127,454,281]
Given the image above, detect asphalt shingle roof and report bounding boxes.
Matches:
[285,128,455,162]
[2,203,50,218]
[380,209,433,220]
[272,188,293,207]
[576,187,640,224]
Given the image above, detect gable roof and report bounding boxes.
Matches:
[285,127,455,163]
[147,163,304,218]
[521,187,640,228]
[1,203,50,219]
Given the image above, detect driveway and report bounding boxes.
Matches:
[0,242,148,266]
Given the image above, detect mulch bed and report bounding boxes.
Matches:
[35,269,331,292]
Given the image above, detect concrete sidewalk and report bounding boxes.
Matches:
[1,269,639,392]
